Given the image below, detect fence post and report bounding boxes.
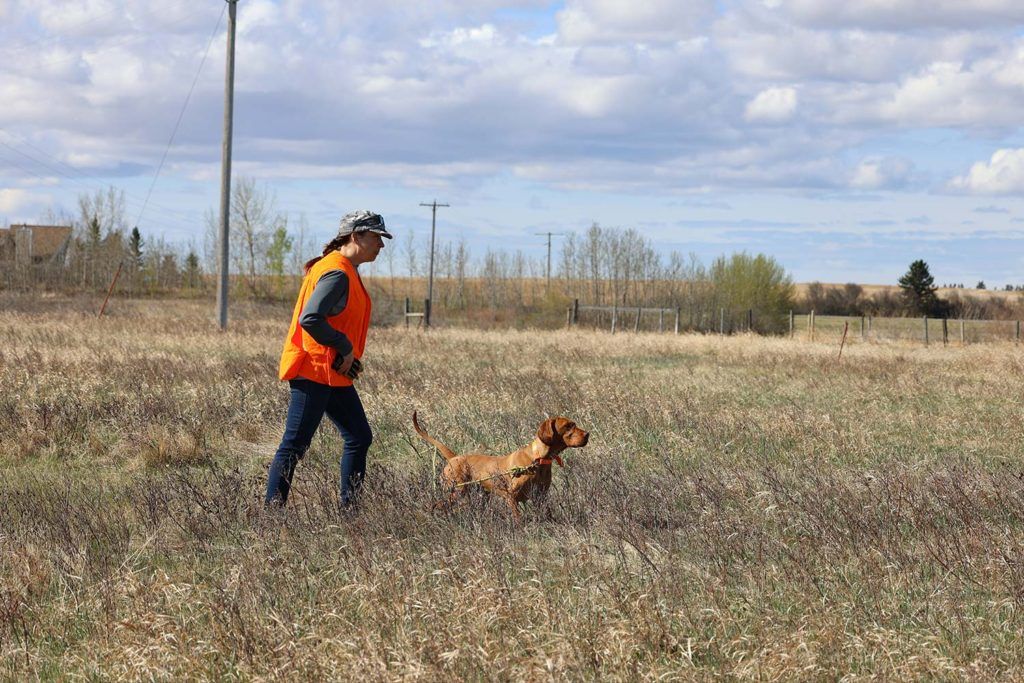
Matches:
[611,304,617,334]
[675,307,680,335]
[747,308,753,332]
[860,315,865,341]
[424,299,431,329]
[659,308,664,333]
[942,318,948,347]
[789,310,794,338]
[1017,320,1021,343]
[810,310,815,341]
[923,316,928,346]
[572,298,579,326]
[868,315,873,336]
[719,308,725,336]
[404,297,410,328]
[566,307,571,328]
[634,307,641,333]
[960,319,966,345]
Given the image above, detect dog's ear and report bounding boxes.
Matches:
[538,418,558,446]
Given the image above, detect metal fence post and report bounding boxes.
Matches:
[611,304,617,334]
[960,319,966,345]
[404,297,410,328]
[572,298,579,326]
[634,307,641,333]
[675,307,680,335]
[789,310,794,338]
[923,316,928,346]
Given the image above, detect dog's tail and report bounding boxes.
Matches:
[412,411,459,461]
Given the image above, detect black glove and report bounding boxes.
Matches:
[346,358,363,380]
[332,354,363,380]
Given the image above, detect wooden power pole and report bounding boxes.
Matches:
[535,231,565,294]
[216,0,239,331]
[419,200,449,327]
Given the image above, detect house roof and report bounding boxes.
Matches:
[2,224,73,259]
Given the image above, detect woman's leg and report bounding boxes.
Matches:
[265,379,330,506]
[324,385,373,507]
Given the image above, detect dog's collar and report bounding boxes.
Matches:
[533,454,564,468]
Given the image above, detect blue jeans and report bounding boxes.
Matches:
[265,379,372,507]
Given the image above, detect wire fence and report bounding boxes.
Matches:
[792,313,1022,345]
[564,301,1022,345]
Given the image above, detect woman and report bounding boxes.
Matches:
[265,210,391,508]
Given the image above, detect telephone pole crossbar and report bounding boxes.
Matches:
[419,200,450,328]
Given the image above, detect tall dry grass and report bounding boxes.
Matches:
[2,292,1024,679]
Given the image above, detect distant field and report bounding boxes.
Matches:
[793,281,1022,300]
[3,293,1024,678]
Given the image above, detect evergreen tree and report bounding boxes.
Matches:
[898,260,941,315]
[976,281,986,290]
[128,227,144,269]
[184,251,201,290]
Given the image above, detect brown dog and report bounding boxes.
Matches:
[412,412,589,520]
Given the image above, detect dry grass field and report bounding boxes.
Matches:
[3,292,1024,679]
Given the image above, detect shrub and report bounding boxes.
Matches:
[709,252,795,334]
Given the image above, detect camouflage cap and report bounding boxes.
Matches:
[336,210,393,239]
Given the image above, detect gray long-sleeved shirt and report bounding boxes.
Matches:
[299,269,353,357]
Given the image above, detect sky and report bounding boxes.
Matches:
[1,0,1023,286]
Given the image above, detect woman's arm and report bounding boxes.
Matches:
[298,270,353,357]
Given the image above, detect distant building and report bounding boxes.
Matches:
[0,224,73,265]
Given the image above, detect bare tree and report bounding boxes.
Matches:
[229,176,286,297]
[454,239,469,309]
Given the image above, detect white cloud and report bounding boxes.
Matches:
[949,149,1024,194]
[1,0,1024,225]
[556,0,713,45]
[744,87,797,122]
[775,0,1024,30]
[849,158,912,190]
[0,188,49,214]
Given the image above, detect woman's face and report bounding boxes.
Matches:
[352,231,385,263]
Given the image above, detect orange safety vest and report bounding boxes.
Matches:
[278,252,372,387]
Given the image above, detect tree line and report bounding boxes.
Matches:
[804,260,1024,321]
[6,179,1018,328]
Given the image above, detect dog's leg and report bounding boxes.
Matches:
[499,494,522,523]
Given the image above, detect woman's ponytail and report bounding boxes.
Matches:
[304,235,351,273]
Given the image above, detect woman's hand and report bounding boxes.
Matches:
[332,351,355,375]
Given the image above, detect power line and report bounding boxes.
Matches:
[0,5,134,57]
[134,1,227,228]
[0,142,192,235]
[0,129,197,222]
[1,10,213,71]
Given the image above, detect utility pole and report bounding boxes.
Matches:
[419,200,449,327]
[216,0,239,331]
[535,231,565,294]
